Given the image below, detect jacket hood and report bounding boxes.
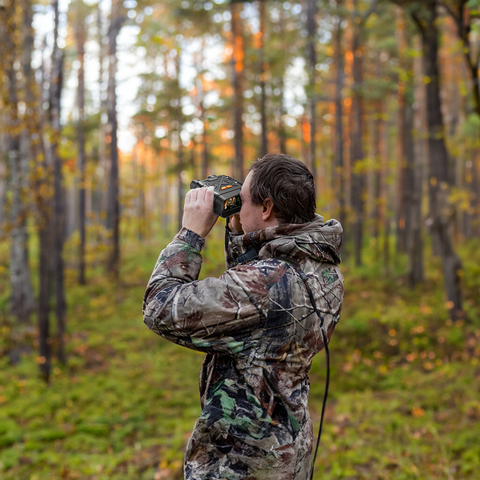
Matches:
[231,214,343,265]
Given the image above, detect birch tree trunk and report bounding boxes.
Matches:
[1,0,35,324]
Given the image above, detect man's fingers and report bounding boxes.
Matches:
[204,186,215,205]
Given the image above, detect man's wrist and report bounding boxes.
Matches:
[174,227,205,252]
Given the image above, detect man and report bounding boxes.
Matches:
[143,153,344,480]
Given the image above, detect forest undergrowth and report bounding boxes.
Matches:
[0,223,479,480]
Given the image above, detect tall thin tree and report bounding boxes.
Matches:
[106,0,125,278]
[74,0,88,285]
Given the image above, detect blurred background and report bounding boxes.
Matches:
[1,0,480,478]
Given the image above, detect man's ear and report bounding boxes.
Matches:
[261,198,275,221]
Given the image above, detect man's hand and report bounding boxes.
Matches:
[182,186,219,239]
[229,213,243,234]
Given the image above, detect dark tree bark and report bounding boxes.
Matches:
[74,2,87,285]
[177,132,184,233]
[373,99,384,249]
[276,4,287,154]
[231,2,245,180]
[175,53,184,233]
[333,0,345,228]
[306,0,317,179]
[98,0,108,222]
[350,21,365,267]
[50,0,67,365]
[350,0,378,266]
[408,34,427,286]
[258,0,268,157]
[410,1,463,319]
[396,11,409,253]
[407,100,424,287]
[442,0,480,117]
[106,0,125,278]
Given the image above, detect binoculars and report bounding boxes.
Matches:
[190,175,242,218]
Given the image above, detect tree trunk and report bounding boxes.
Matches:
[1,0,35,324]
[333,0,345,228]
[273,4,287,154]
[50,0,67,364]
[407,98,424,287]
[75,5,87,285]
[444,0,480,117]
[98,0,108,224]
[306,0,317,179]
[258,0,268,157]
[396,10,408,253]
[177,133,184,233]
[412,1,463,320]
[373,99,384,249]
[199,93,209,179]
[231,2,245,180]
[106,0,124,278]
[351,24,365,267]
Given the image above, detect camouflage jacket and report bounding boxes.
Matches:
[143,215,344,480]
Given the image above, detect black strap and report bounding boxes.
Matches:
[236,249,258,264]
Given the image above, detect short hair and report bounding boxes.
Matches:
[248,153,316,224]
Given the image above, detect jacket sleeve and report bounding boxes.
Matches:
[143,227,269,355]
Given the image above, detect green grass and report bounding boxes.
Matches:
[0,224,479,479]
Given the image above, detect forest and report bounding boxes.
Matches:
[1,0,480,478]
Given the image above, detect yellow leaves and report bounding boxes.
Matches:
[35,356,46,364]
[445,301,454,309]
[0,396,6,404]
[389,329,397,337]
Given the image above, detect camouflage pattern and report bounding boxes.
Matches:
[143,214,344,479]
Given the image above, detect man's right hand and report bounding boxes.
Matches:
[229,213,243,234]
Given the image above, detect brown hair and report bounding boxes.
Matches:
[248,153,316,224]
